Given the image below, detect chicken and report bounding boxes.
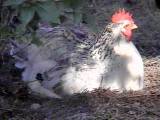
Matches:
[10,9,144,98]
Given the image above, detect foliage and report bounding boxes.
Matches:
[0,0,98,45]
[1,0,96,32]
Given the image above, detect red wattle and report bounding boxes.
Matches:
[122,29,132,41]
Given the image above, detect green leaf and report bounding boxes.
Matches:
[83,13,99,33]
[36,1,60,23]
[0,26,13,39]
[63,0,83,9]
[36,0,48,2]
[73,11,82,23]
[31,32,42,46]
[3,0,26,6]
[63,12,74,21]
[15,24,26,33]
[19,7,35,26]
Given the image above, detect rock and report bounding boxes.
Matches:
[128,111,136,115]
[30,103,41,110]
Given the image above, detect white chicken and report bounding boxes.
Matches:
[10,9,144,98]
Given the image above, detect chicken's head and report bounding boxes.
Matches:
[111,9,137,41]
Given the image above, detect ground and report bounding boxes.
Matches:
[0,0,160,120]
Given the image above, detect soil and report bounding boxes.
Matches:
[0,0,160,120]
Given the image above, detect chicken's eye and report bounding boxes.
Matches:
[124,24,130,28]
[106,28,112,33]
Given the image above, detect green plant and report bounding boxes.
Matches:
[0,0,98,45]
[2,0,96,31]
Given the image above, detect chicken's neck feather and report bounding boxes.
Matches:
[90,26,120,60]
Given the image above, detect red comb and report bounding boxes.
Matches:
[111,9,134,23]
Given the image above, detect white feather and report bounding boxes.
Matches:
[102,40,144,90]
[62,61,105,94]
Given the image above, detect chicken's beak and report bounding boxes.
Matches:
[124,23,138,30]
[130,23,138,29]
